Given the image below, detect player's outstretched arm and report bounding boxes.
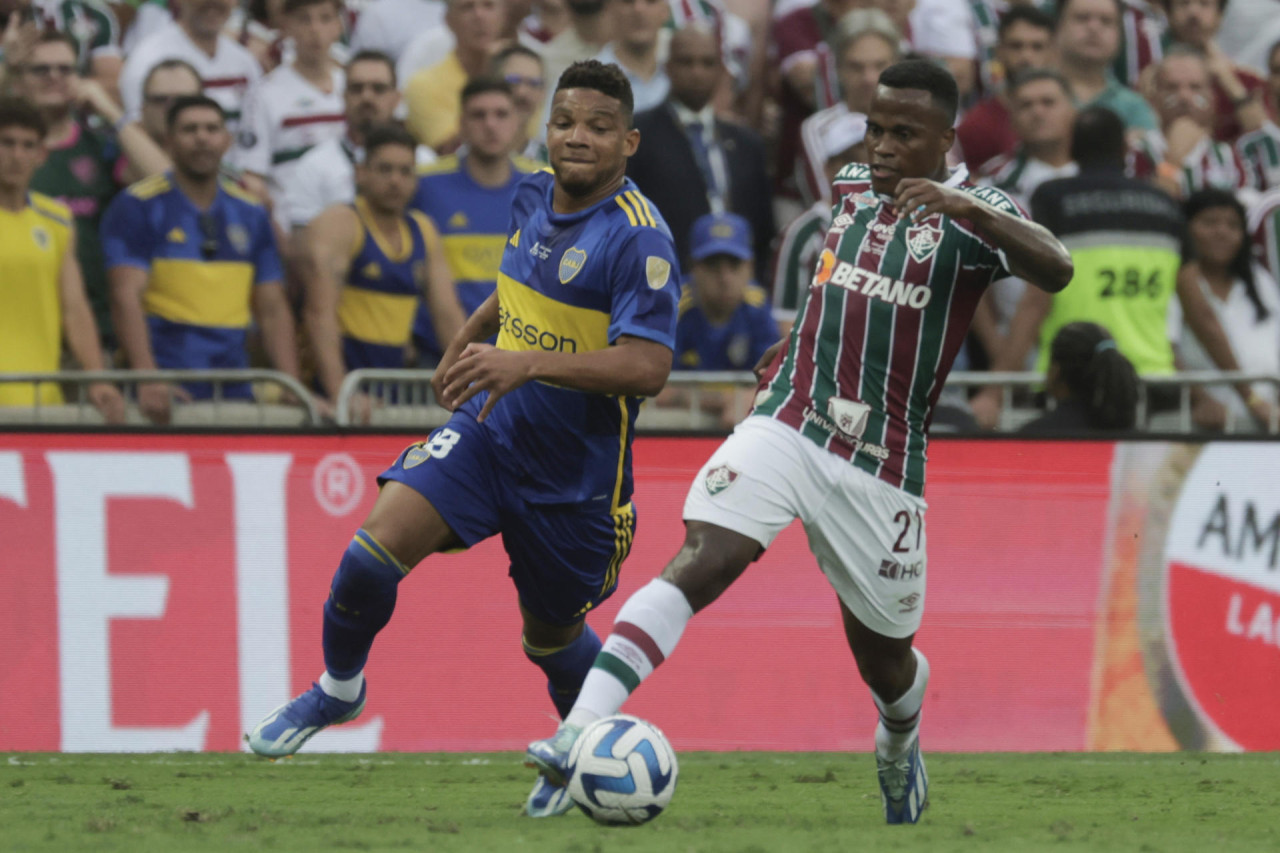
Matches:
[440,335,673,422]
[893,178,1074,293]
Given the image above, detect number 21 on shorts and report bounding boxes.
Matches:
[892,508,924,554]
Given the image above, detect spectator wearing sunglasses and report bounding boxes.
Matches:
[12,32,170,352]
[100,96,300,424]
[492,42,548,161]
[139,60,205,149]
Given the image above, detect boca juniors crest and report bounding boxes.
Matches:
[559,247,587,283]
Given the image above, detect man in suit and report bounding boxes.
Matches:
[626,24,774,280]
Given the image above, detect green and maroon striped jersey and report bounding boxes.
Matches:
[754,163,1024,497]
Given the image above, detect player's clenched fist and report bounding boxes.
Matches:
[440,343,534,422]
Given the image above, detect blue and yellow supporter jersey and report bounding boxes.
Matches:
[409,153,538,358]
[100,172,283,388]
[467,170,680,508]
[674,282,779,371]
[339,197,437,369]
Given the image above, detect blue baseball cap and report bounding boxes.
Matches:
[690,212,753,262]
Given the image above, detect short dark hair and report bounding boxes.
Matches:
[167,94,225,129]
[1070,105,1126,168]
[877,59,959,125]
[1054,0,1122,31]
[0,96,47,139]
[555,60,634,124]
[491,42,542,72]
[283,0,342,13]
[998,5,1054,39]
[460,76,515,108]
[362,122,417,160]
[143,58,203,94]
[347,49,397,88]
[1008,67,1074,100]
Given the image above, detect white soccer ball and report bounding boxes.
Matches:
[566,714,678,825]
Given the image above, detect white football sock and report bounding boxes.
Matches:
[872,648,930,761]
[565,578,694,729]
[319,670,364,703]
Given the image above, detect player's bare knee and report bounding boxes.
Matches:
[521,608,583,650]
[660,523,757,612]
[361,482,458,568]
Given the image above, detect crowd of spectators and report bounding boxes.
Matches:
[2,0,1280,431]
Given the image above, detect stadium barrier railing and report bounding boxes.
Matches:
[0,370,322,427]
[335,369,1280,434]
[2,369,1276,433]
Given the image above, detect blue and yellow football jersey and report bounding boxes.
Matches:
[409,153,537,358]
[674,282,779,371]
[465,170,681,508]
[339,197,437,369]
[100,172,283,395]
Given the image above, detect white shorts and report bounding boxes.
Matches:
[683,415,928,638]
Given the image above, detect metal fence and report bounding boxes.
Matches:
[0,370,321,427]
[2,368,1277,434]
[334,368,1280,434]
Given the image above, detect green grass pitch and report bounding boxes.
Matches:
[3,752,1277,852]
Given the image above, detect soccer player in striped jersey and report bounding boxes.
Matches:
[247,63,682,824]
[773,109,867,334]
[231,0,347,215]
[528,59,1074,825]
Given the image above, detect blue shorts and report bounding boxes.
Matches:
[378,407,636,626]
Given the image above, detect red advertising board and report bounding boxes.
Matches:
[0,434,1273,753]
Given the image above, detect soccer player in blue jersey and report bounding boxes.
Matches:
[248,60,683,817]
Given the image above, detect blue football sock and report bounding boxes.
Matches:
[322,530,409,679]
[524,624,602,719]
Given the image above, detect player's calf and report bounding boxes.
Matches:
[322,530,408,678]
[522,625,602,719]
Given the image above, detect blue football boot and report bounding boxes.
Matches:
[877,736,929,824]
[246,681,367,758]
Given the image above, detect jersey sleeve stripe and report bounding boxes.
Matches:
[630,192,658,228]
[615,194,640,227]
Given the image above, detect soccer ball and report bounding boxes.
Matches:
[566,714,678,825]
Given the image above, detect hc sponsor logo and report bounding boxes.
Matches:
[879,559,923,581]
[498,305,579,352]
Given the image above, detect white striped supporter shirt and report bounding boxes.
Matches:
[119,21,262,130]
[1131,130,1254,196]
[231,64,346,201]
[1237,122,1280,192]
[1248,185,1280,283]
